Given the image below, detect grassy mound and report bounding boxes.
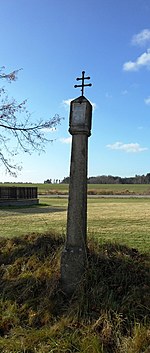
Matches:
[0,232,150,352]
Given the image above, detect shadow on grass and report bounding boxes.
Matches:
[0,232,149,337]
[0,204,66,214]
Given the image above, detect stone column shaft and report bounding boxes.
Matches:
[61,95,92,294]
[61,133,88,293]
[66,134,88,249]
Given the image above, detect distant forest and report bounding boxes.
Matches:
[60,173,150,184]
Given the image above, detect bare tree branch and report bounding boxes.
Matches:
[0,68,62,176]
[0,67,22,82]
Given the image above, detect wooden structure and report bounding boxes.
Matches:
[0,186,39,206]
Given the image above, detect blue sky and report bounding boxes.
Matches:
[1,0,150,182]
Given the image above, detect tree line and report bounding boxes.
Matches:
[60,174,150,184]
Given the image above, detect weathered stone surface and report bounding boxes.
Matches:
[66,134,88,247]
[61,96,92,294]
[61,246,87,294]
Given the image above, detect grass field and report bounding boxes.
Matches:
[1,182,150,195]
[0,195,150,352]
[0,197,150,253]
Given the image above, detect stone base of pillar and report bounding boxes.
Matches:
[61,246,87,294]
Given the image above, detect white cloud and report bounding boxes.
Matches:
[123,49,150,71]
[107,142,148,153]
[59,137,72,144]
[132,29,150,46]
[62,98,97,111]
[144,96,150,105]
[42,127,57,133]
[123,61,138,71]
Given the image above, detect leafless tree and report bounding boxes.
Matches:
[0,67,62,176]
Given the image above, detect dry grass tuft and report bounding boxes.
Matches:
[0,232,149,352]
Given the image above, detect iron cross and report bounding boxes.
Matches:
[74,71,92,96]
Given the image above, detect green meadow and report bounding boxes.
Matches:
[1,182,150,195]
[0,196,150,253]
[0,193,150,352]
[37,182,150,195]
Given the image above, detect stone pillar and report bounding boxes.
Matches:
[61,96,92,294]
